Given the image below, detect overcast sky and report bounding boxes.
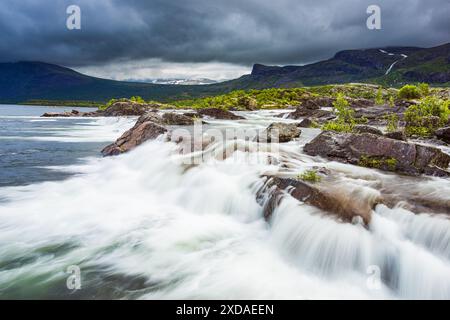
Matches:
[1,0,449,80]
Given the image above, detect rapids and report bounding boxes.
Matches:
[0,107,449,299]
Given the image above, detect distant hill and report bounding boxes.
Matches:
[0,43,448,104]
[241,43,450,88]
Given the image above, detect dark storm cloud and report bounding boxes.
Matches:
[0,0,449,68]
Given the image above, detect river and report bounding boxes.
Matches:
[0,105,449,299]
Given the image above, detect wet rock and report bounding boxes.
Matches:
[385,131,407,141]
[259,176,374,225]
[435,127,450,143]
[297,118,313,128]
[353,125,383,135]
[161,112,195,125]
[304,131,450,177]
[197,108,245,120]
[256,122,301,143]
[101,120,167,156]
[42,109,85,117]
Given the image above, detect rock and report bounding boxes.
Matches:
[161,112,195,125]
[385,131,407,141]
[304,131,450,177]
[297,118,313,128]
[102,101,151,116]
[353,125,383,135]
[348,98,375,109]
[101,119,167,156]
[299,97,334,110]
[435,127,450,143]
[42,109,85,117]
[256,122,301,143]
[288,106,333,120]
[101,100,169,117]
[258,176,374,225]
[197,108,244,120]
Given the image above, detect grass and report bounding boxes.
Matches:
[297,170,322,183]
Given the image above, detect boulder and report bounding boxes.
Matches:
[256,122,301,143]
[101,100,168,117]
[435,127,450,143]
[288,107,333,120]
[297,118,313,128]
[385,131,407,141]
[258,176,374,225]
[353,125,383,135]
[197,108,244,120]
[161,112,195,125]
[304,131,450,177]
[101,119,167,156]
[299,97,334,110]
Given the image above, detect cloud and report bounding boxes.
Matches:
[0,0,448,79]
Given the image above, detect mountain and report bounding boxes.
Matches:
[0,43,448,104]
[241,43,450,88]
[0,61,226,104]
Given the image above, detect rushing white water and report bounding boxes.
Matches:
[0,110,449,299]
[379,49,408,75]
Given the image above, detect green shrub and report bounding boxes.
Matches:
[398,85,421,100]
[130,96,145,103]
[298,170,321,183]
[388,96,395,107]
[375,88,384,105]
[404,96,450,136]
[322,94,355,132]
[385,113,399,133]
[418,83,430,97]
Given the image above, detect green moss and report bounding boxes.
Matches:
[297,170,322,183]
[359,156,397,171]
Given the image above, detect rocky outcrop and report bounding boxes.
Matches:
[297,118,314,128]
[101,117,167,156]
[102,101,159,116]
[197,108,244,120]
[259,176,375,225]
[304,131,450,177]
[161,112,195,125]
[353,125,383,135]
[385,130,407,141]
[435,127,450,143]
[255,122,301,143]
[288,98,334,119]
[42,109,98,117]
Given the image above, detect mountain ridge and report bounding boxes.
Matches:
[0,43,449,104]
